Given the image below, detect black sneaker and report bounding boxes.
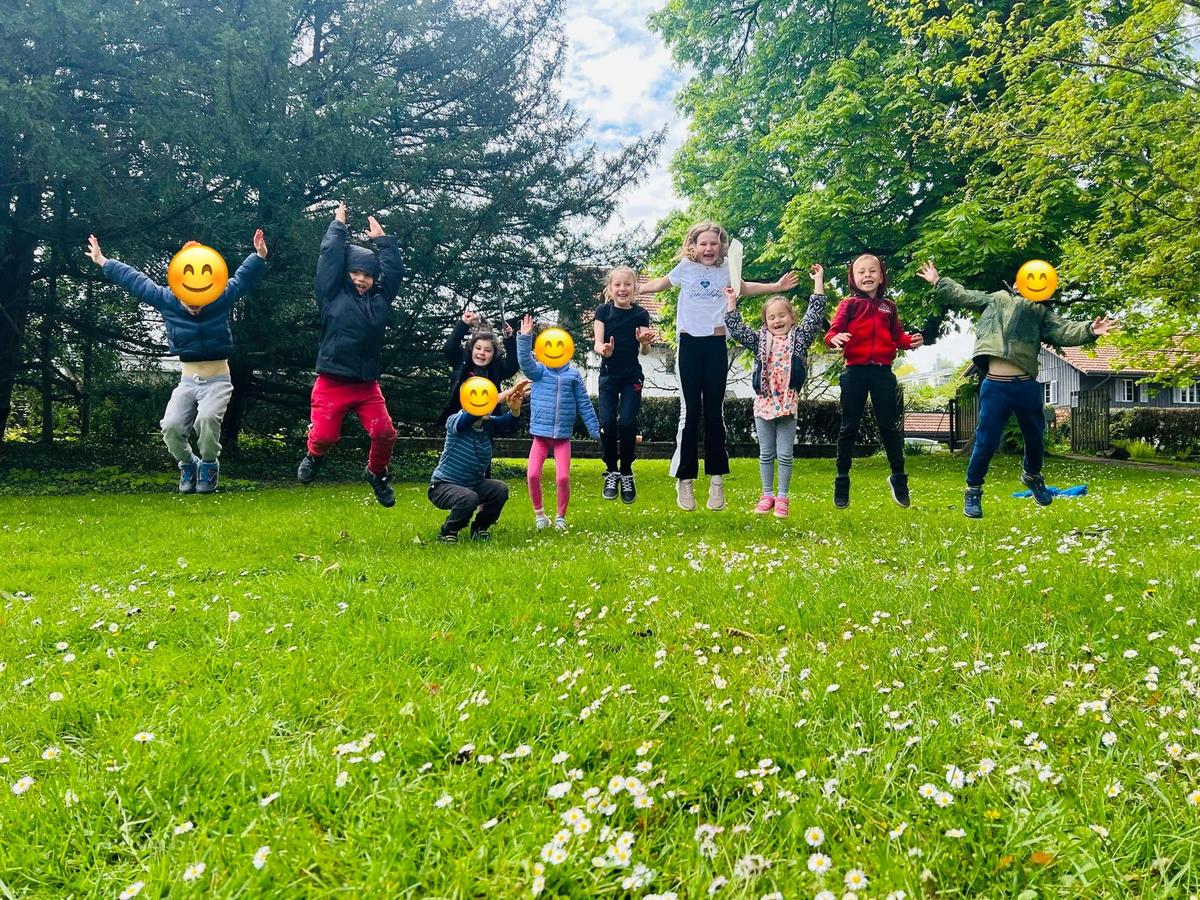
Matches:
[833,475,850,509]
[964,486,983,518]
[888,473,910,508]
[470,527,491,541]
[365,467,396,508]
[438,531,458,544]
[620,474,636,504]
[602,470,620,500]
[297,453,324,484]
[1020,471,1054,506]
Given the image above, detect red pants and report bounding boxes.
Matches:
[306,374,397,475]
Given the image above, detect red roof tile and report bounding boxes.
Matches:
[1043,340,1200,375]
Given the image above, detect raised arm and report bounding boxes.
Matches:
[794,294,829,353]
[742,270,800,298]
[722,287,759,352]
[87,235,175,312]
[208,231,269,314]
[367,215,405,303]
[516,318,548,381]
[1041,308,1107,347]
[443,317,473,367]
[641,274,673,293]
[314,206,348,303]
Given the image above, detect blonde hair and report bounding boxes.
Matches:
[603,266,639,303]
[761,294,796,324]
[679,221,729,265]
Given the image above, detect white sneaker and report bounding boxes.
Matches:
[707,476,726,510]
[676,478,696,511]
[535,513,550,530]
[554,516,568,531]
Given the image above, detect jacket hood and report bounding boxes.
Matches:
[346,245,381,279]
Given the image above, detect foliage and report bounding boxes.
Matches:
[1110,407,1200,456]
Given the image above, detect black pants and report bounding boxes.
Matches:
[671,334,730,480]
[428,478,509,535]
[836,365,905,476]
[598,374,643,474]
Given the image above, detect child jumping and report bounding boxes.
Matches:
[724,264,828,518]
[84,230,268,494]
[439,310,520,423]
[429,386,524,543]
[824,253,924,509]
[642,222,798,512]
[517,314,601,530]
[593,266,658,503]
[917,260,1117,518]
[296,202,406,507]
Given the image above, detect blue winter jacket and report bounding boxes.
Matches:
[516,333,600,440]
[102,254,267,362]
[313,220,406,382]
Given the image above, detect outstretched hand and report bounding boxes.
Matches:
[366,216,385,239]
[85,234,108,267]
[335,201,347,224]
[520,314,534,335]
[1091,316,1119,336]
[809,262,824,293]
[636,326,657,346]
[917,260,939,284]
[776,271,800,292]
[253,228,268,259]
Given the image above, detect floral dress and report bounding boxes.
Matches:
[753,335,798,421]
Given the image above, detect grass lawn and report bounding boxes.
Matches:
[1,454,1198,898]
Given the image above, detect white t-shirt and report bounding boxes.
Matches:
[668,259,730,337]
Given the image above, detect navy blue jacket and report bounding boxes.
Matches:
[313,220,406,382]
[102,254,267,362]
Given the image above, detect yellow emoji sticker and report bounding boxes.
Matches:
[534,327,575,367]
[459,376,499,417]
[167,243,229,307]
[1015,260,1058,302]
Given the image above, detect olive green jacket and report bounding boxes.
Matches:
[934,277,1097,377]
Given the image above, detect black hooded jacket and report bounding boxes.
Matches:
[437,319,520,424]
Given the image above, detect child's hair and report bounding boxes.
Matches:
[847,253,888,298]
[468,328,504,362]
[603,266,640,302]
[679,221,730,264]
[760,294,796,324]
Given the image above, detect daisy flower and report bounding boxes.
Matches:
[917,783,937,799]
[132,732,155,744]
[182,862,206,883]
[41,746,61,761]
[934,791,954,808]
[119,882,144,899]
[1106,782,1122,798]
[805,826,825,847]
[11,776,34,795]
[252,846,270,869]
[844,869,869,890]
[174,821,195,835]
[807,852,832,874]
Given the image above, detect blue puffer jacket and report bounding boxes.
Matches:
[517,333,600,440]
[313,219,406,382]
[102,254,267,362]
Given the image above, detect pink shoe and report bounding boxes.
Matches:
[754,494,775,514]
[774,497,790,518]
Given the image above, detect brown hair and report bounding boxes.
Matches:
[469,328,503,362]
[679,221,730,265]
[847,253,888,298]
[603,266,640,303]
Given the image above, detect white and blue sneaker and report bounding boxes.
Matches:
[178,459,199,494]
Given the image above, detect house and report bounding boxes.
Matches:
[1037,343,1200,410]
[903,410,951,443]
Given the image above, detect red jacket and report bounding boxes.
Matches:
[824,294,915,365]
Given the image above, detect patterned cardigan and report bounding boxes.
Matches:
[724,293,828,397]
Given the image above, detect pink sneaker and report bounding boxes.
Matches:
[754,494,775,514]
[774,497,790,518]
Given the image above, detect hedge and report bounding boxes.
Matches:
[1110,408,1200,455]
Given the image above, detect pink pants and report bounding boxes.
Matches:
[527,436,572,517]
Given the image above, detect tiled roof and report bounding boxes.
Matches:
[904,411,951,435]
[1042,340,1200,375]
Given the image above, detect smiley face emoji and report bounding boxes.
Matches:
[1015,259,1058,302]
[167,243,229,307]
[459,376,499,417]
[534,327,575,368]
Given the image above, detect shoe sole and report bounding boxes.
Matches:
[603,493,618,500]
[964,510,983,518]
[834,499,849,509]
[754,508,772,515]
[622,496,635,504]
[707,501,725,510]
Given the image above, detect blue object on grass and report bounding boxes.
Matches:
[1012,483,1088,498]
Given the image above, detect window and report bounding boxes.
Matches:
[1119,379,1140,403]
[1178,383,1200,405]
[1043,380,1058,405]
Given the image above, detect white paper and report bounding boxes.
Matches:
[727,238,743,297]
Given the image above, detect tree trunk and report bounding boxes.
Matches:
[0,180,39,444]
[40,272,56,445]
[221,358,256,453]
[80,281,94,439]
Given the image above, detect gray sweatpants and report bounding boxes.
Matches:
[754,414,797,496]
[160,375,234,465]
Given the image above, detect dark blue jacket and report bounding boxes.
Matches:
[102,254,267,362]
[313,220,406,382]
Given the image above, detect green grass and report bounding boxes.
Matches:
[1,454,1198,898]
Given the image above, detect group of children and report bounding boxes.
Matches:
[85,211,1116,539]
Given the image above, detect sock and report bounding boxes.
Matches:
[533,507,545,517]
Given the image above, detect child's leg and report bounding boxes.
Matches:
[428,481,480,536]
[527,436,550,512]
[160,378,200,464]
[617,380,642,475]
[835,367,869,475]
[597,376,619,473]
[353,381,399,475]
[775,415,797,497]
[1010,380,1047,476]
[754,416,777,494]
[671,335,704,480]
[192,377,234,463]
[472,478,510,531]
[552,438,572,518]
[965,379,1016,486]
[699,336,730,477]
[307,375,353,458]
[867,368,906,475]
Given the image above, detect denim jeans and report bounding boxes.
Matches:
[965,377,1045,487]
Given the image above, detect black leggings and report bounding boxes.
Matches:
[671,333,730,480]
[836,365,905,475]
[598,375,643,474]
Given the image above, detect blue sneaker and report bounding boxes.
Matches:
[1020,471,1053,506]
[197,460,219,494]
[964,486,983,518]
[178,460,198,494]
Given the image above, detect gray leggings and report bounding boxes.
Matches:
[754,414,797,496]
[160,375,234,465]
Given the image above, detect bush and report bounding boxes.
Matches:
[1110,408,1200,456]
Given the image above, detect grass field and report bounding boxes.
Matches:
[1,454,1198,898]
